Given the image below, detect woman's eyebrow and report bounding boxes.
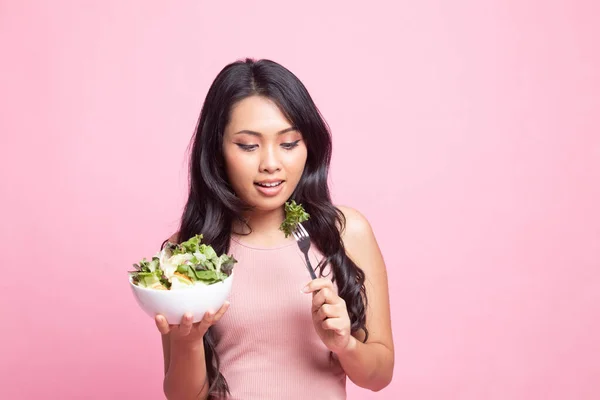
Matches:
[233,126,297,136]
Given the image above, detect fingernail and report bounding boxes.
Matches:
[301,286,309,293]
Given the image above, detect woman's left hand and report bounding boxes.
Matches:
[303,278,354,355]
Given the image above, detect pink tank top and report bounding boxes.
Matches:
[212,237,347,400]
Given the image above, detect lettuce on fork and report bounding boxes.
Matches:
[279,200,310,238]
[129,234,237,290]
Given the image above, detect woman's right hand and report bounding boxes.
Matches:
[154,301,230,344]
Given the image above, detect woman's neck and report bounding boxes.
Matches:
[232,206,292,247]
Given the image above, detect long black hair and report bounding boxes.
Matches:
[172,58,368,398]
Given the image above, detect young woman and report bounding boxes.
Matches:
[154,58,394,399]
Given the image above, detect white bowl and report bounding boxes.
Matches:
[129,272,234,325]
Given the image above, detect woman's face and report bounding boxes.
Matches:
[223,95,308,212]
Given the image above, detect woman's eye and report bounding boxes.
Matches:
[235,143,258,152]
[281,140,301,150]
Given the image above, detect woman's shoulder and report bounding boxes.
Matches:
[335,205,375,243]
[335,205,385,274]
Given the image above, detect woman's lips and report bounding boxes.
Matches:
[254,180,284,196]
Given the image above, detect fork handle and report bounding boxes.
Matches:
[304,252,317,280]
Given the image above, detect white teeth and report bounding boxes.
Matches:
[257,181,282,187]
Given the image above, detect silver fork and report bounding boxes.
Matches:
[292,223,318,280]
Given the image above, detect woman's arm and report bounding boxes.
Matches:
[157,232,211,400]
[305,205,394,391]
[337,205,394,390]
[162,334,210,400]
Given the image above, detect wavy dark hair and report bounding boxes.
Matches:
[170,58,368,398]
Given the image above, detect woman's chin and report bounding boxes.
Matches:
[252,202,286,213]
[245,196,288,213]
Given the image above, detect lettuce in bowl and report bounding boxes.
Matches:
[129,234,237,290]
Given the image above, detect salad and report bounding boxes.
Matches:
[129,234,237,290]
[279,200,310,238]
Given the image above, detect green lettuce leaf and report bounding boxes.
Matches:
[131,233,237,288]
[279,200,310,238]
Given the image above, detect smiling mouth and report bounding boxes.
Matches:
[255,181,284,188]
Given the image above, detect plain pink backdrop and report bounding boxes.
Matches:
[1,1,599,399]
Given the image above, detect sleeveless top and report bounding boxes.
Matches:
[211,237,347,400]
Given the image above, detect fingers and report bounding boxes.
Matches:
[303,278,334,294]
[196,301,230,333]
[312,287,345,312]
[155,314,170,335]
[212,301,230,322]
[316,304,334,320]
[178,313,194,336]
[155,302,231,338]
[312,288,331,310]
[315,302,348,320]
[321,317,347,335]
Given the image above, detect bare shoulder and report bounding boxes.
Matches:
[336,206,393,351]
[336,205,375,246]
[335,205,385,273]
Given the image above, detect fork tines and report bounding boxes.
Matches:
[292,223,309,240]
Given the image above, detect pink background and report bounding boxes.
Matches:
[1,1,599,399]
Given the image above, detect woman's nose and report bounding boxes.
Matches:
[259,146,282,173]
